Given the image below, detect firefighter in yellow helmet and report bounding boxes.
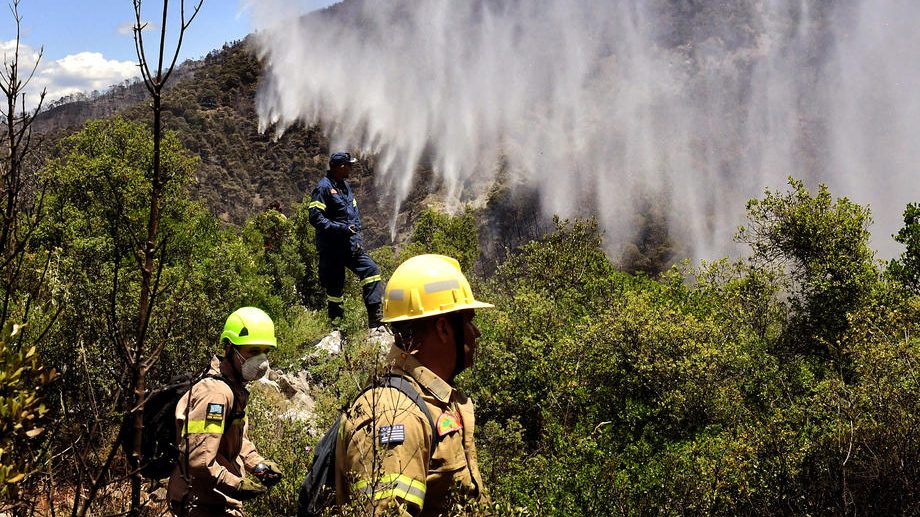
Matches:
[335,254,493,515]
[168,307,284,516]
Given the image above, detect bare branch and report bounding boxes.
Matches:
[133,1,155,94]
[17,45,44,93]
[155,0,170,83]
[161,0,204,84]
[138,235,168,365]
[74,437,123,517]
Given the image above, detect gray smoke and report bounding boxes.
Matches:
[250,0,920,259]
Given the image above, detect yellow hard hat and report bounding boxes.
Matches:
[381,254,493,323]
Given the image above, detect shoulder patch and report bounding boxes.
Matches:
[206,402,225,421]
[379,424,405,445]
[437,411,463,437]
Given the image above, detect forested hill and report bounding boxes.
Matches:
[36,39,333,228]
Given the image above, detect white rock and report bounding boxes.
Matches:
[255,377,281,392]
[314,330,344,355]
[368,326,394,358]
[277,372,310,397]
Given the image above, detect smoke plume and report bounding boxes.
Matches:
[250,0,920,259]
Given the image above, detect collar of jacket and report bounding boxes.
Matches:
[386,344,454,404]
[210,355,247,393]
[325,172,348,188]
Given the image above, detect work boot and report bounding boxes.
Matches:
[366,303,383,329]
[327,301,344,321]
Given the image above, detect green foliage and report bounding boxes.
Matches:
[291,202,326,309]
[242,208,302,310]
[890,202,920,294]
[469,222,781,513]
[243,332,389,516]
[243,386,317,516]
[0,332,57,504]
[32,118,294,486]
[464,188,920,514]
[737,178,878,355]
[401,207,480,272]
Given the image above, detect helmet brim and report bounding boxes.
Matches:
[381,300,494,323]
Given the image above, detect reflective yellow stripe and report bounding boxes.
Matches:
[361,274,381,286]
[308,201,326,211]
[184,419,224,434]
[352,474,425,509]
[327,295,344,304]
[352,198,357,207]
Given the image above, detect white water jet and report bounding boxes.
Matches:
[249,0,920,259]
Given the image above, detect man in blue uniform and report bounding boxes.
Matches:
[308,152,384,328]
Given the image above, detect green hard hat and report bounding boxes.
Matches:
[221,307,277,348]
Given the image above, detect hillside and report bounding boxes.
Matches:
[32,37,562,265]
[37,41,329,225]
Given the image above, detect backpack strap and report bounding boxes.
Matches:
[362,374,440,460]
[205,373,242,422]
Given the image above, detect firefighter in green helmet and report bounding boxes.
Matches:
[167,307,284,516]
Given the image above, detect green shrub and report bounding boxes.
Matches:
[400,206,480,272]
[0,334,56,506]
[889,203,920,295]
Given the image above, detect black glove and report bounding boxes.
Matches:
[233,476,267,500]
[253,460,284,487]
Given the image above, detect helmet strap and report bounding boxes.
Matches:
[450,313,466,380]
[230,345,246,381]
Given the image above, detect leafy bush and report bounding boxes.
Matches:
[463,184,919,515]
[0,334,56,507]
[400,207,480,272]
[889,203,920,295]
[737,178,877,356]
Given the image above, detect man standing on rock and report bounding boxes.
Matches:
[335,254,492,515]
[308,151,384,328]
[168,307,283,516]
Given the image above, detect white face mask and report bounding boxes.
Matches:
[236,349,270,382]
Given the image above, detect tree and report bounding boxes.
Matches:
[401,207,480,272]
[0,1,58,510]
[736,178,877,356]
[123,1,204,514]
[889,203,920,295]
[37,116,199,515]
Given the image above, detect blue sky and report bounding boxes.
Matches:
[0,0,336,103]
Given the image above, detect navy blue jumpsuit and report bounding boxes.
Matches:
[308,174,384,325]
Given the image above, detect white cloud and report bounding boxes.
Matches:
[0,40,139,105]
[117,20,157,36]
[39,52,138,97]
[117,22,136,35]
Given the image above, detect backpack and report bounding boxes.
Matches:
[119,369,233,480]
[296,374,438,517]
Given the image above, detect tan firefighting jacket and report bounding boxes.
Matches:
[335,344,489,516]
[167,356,265,513]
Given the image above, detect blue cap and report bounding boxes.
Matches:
[329,152,358,168]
